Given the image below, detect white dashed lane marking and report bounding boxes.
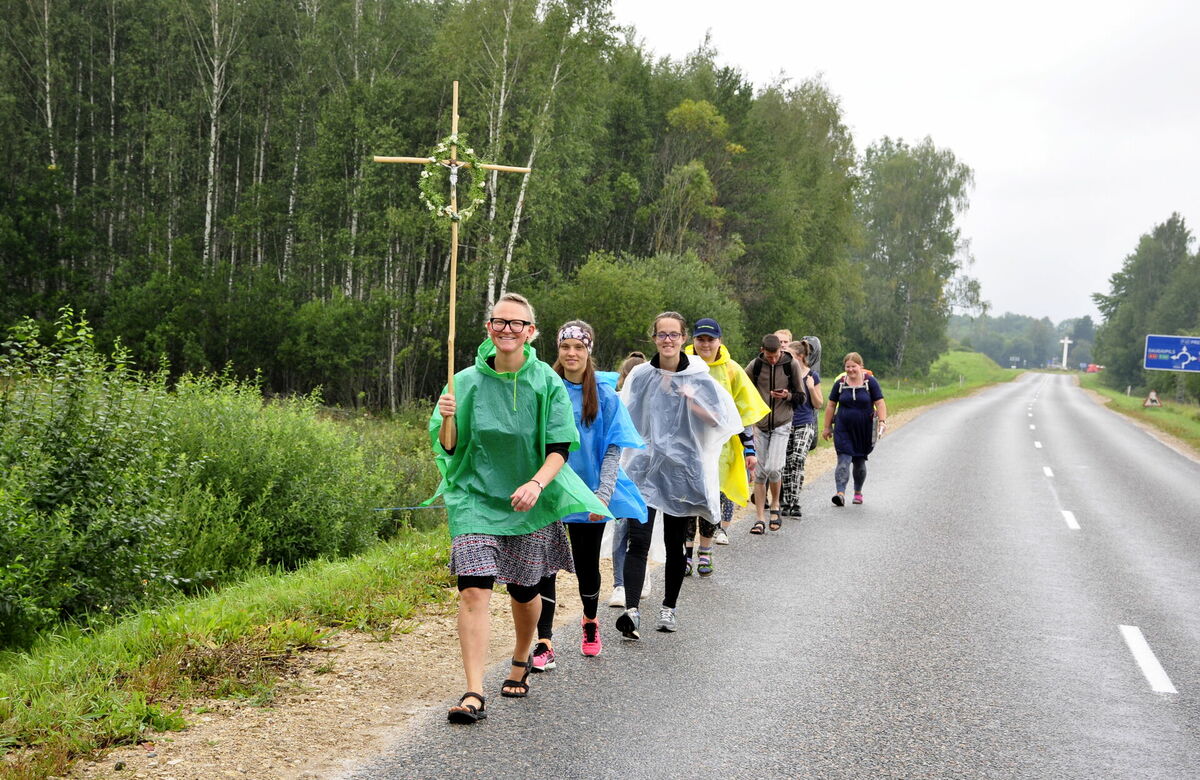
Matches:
[1043,466,1054,478]
[1119,625,1178,694]
[1061,510,1080,530]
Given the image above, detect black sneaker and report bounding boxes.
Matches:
[615,607,641,641]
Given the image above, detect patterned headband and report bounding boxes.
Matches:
[557,325,593,353]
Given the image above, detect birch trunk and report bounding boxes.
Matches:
[282,115,303,279]
[895,285,913,375]
[35,0,58,168]
[483,0,515,309]
[187,0,241,269]
[499,44,565,294]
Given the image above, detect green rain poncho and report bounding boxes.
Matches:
[428,339,612,537]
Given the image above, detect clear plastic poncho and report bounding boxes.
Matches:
[428,340,612,537]
[619,356,742,522]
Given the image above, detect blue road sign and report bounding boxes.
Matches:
[1144,334,1200,372]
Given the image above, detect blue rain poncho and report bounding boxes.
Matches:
[428,340,612,537]
[560,378,649,524]
[619,357,742,522]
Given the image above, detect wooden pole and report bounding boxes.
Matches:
[447,81,459,394]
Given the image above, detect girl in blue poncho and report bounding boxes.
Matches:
[532,321,647,670]
[433,294,610,724]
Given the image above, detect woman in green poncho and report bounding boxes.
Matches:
[432,292,609,724]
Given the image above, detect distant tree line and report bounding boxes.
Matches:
[948,313,1095,370]
[1,0,980,407]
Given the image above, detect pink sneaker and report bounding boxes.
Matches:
[581,618,602,657]
[852,493,864,505]
[531,641,556,672]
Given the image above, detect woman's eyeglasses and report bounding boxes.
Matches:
[488,318,532,332]
[653,332,684,342]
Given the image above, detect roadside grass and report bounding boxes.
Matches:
[0,528,452,779]
[877,350,1020,414]
[1078,373,1200,453]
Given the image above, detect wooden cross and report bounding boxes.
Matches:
[374,80,531,392]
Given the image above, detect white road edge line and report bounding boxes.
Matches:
[1119,625,1178,694]
[1034,441,1043,448]
[1030,424,1036,430]
[1043,466,1054,477]
[1061,510,1079,530]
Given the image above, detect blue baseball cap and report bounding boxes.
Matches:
[693,318,722,338]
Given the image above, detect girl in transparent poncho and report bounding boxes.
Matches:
[616,312,741,638]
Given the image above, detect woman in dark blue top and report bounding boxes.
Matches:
[822,352,887,506]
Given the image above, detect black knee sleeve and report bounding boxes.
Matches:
[457,575,494,592]
[507,582,541,603]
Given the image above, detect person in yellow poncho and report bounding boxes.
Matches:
[682,318,770,573]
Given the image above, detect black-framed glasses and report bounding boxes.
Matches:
[488,317,532,333]
[653,332,684,342]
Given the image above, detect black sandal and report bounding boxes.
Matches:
[768,509,782,532]
[749,519,766,535]
[500,656,532,698]
[447,691,487,723]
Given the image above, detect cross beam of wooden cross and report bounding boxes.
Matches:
[373,81,531,393]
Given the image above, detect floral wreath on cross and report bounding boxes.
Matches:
[418,133,487,224]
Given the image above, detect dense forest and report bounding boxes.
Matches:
[0,0,983,406]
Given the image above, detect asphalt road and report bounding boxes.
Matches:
[349,373,1200,779]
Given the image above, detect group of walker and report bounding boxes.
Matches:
[431,294,887,723]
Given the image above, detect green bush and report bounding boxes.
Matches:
[0,310,429,648]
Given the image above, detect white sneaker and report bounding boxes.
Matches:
[713,527,730,545]
[656,607,677,632]
[607,586,626,608]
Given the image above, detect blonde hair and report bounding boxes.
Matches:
[774,329,793,342]
[842,351,864,367]
[491,292,536,324]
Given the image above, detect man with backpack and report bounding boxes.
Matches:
[744,334,805,535]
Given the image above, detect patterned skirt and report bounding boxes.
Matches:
[449,519,575,586]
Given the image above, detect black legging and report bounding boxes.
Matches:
[648,508,693,610]
[536,522,605,640]
[622,513,654,612]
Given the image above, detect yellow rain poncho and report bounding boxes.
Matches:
[684,343,770,506]
[428,340,612,537]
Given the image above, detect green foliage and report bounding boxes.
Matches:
[0,310,424,647]
[1093,213,1199,399]
[534,251,744,369]
[849,136,975,376]
[948,312,1062,368]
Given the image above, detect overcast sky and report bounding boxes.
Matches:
[609,0,1200,324]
